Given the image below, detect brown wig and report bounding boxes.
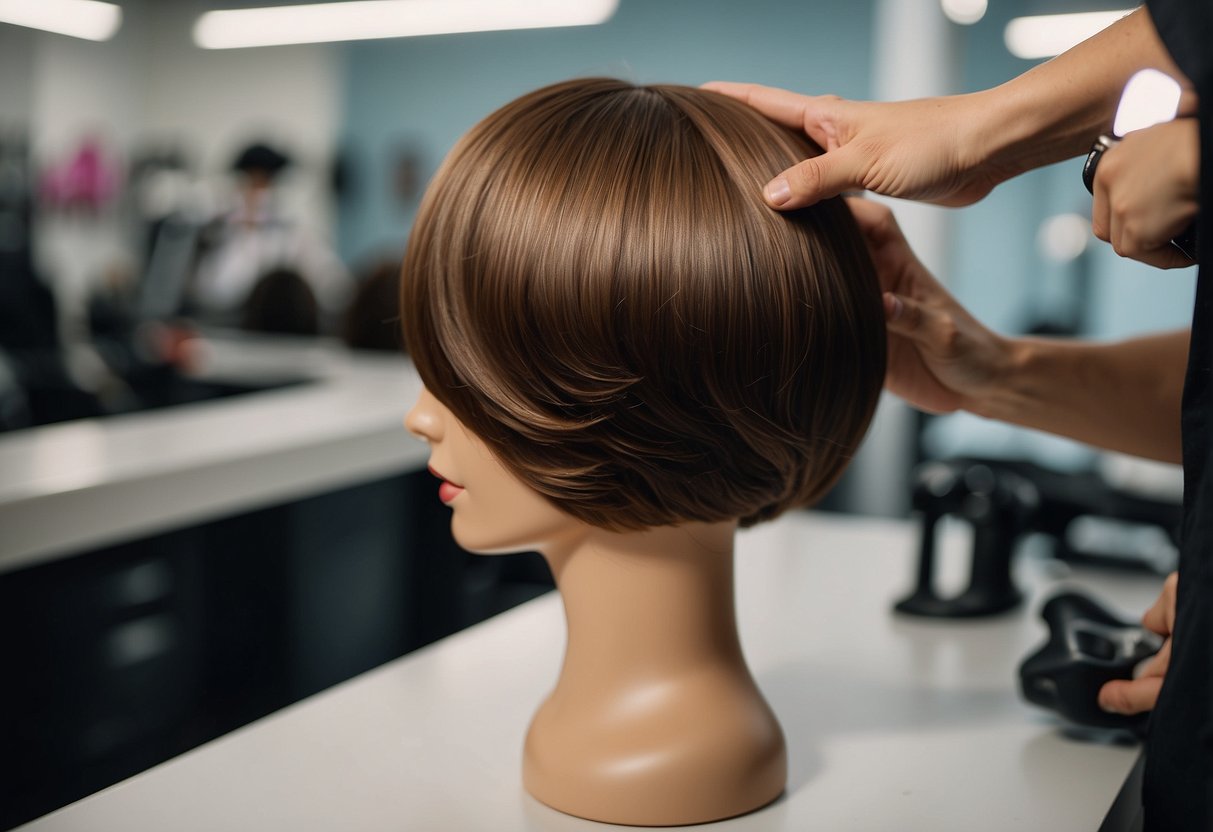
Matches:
[401,78,885,531]
[342,259,404,352]
[242,267,319,336]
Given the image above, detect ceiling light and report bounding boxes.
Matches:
[941,0,987,26]
[0,0,121,41]
[1037,213,1090,263]
[1005,10,1132,60]
[194,0,619,50]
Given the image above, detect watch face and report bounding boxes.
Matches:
[1113,68,1183,138]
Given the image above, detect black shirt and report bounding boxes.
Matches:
[1142,1,1213,828]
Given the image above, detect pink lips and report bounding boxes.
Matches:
[429,466,464,504]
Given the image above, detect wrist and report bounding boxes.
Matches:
[972,78,1108,182]
[959,87,1027,185]
[971,7,1181,179]
[961,335,1035,422]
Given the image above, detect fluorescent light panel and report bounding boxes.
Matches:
[0,0,121,41]
[940,0,987,26]
[194,0,619,49]
[1005,9,1133,60]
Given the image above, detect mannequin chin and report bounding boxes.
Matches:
[406,387,588,556]
[399,78,885,826]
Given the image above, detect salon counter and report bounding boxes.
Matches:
[19,510,1162,832]
[0,334,426,575]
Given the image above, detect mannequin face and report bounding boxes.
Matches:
[405,387,589,555]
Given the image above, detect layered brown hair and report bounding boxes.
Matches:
[401,78,885,530]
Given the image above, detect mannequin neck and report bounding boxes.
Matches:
[524,518,785,825]
[541,520,743,687]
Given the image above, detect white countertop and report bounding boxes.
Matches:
[0,334,426,574]
[19,511,1165,832]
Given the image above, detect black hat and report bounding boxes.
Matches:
[232,142,291,178]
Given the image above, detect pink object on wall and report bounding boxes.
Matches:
[40,138,121,210]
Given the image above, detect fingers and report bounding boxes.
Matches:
[1093,192,1197,268]
[702,82,815,130]
[1100,637,1170,716]
[1099,675,1165,716]
[1126,244,1197,270]
[846,198,922,296]
[847,199,962,350]
[767,145,866,209]
[704,81,861,209]
[883,292,961,356]
[883,292,904,322]
[701,81,842,148]
[1136,637,1173,681]
[847,199,943,304]
[883,291,951,348]
[1099,576,1179,716]
[1142,572,1179,635]
[846,197,903,247]
[883,289,965,358]
[1090,121,1200,269]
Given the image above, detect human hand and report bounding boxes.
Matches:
[1098,572,1178,715]
[704,82,1014,209]
[847,198,1014,414]
[1092,119,1199,269]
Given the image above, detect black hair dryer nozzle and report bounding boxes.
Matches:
[1019,591,1162,732]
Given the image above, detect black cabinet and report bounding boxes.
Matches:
[0,469,551,830]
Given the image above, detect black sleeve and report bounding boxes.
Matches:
[1146,0,1213,89]
[1138,5,1213,832]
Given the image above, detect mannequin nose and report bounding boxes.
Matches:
[405,387,444,443]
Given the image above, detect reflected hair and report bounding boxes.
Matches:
[401,78,885,530]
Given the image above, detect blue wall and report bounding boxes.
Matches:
[338,0,1194,340]
[336,0,874,264]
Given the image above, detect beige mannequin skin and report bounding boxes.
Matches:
[406,388,787,826]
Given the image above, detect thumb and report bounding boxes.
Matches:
[765,145,865,209]
[1099,676,1164,716]
[884,292,947,343]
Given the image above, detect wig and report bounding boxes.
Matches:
[401,78,885,530]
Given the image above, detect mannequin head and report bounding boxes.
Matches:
[402,78,885,534]
[407,386,592,554]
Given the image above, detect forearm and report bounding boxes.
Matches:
[969,328,1187,463]
[972,7,1190,178]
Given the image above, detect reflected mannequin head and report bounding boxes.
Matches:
[401,78,885,536]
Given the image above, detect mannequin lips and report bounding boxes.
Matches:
[429,465,465,504]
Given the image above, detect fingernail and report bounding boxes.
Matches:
[765,177,791,207]
[883,293,903,321]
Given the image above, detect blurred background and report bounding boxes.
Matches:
[0,0,1195,827]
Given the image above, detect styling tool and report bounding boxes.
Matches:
[1019,591,1163,733]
